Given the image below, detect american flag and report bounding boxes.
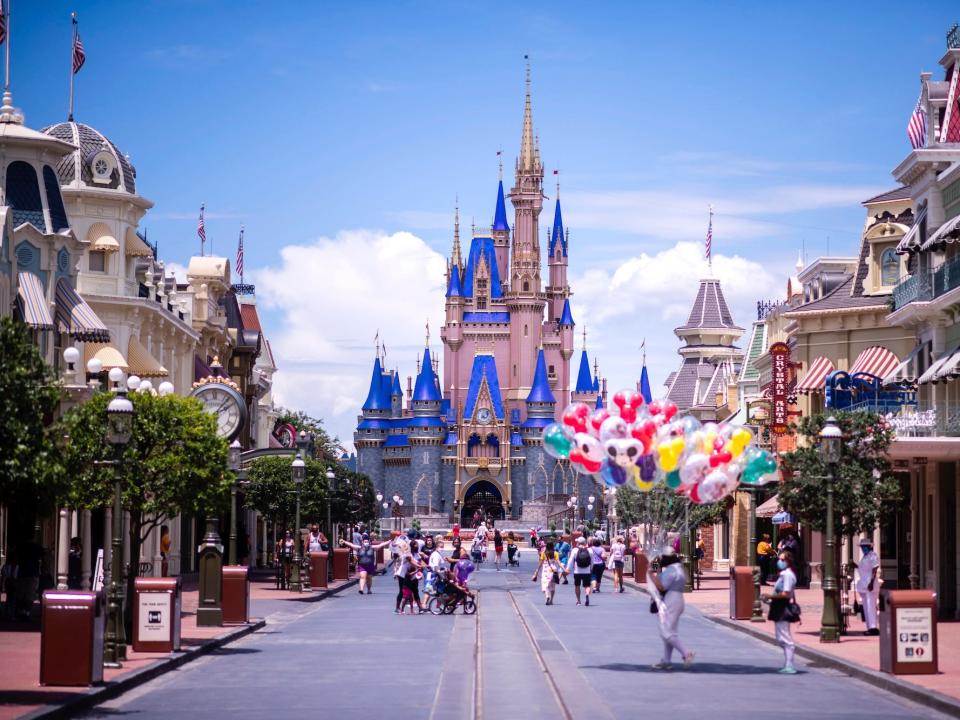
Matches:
[705,206,713,264]
[72,28,85,74]
[0,1,7,47]
[197,204,206,248]
[235,226,244,281]
[907,92,927,149]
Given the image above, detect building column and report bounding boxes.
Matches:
[169,514,182,576]
[81,509,92,590]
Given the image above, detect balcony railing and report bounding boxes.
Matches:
[887,405,960,438]
[892,255,960,311]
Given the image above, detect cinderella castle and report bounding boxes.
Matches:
[355,68,605,525]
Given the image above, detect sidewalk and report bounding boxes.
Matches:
[0,570,359,720]
[621,568,960,716]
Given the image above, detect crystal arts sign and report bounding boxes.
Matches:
[770,342,790,435]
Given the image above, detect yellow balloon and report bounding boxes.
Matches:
[635,477,655,492]
[658,444,679,471]
[670,437,685,454]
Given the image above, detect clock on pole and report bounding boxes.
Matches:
[190,357,247,442]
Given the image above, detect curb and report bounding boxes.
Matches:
[704,614,960,719]
[18,578,361,720]
[20,619,265,720]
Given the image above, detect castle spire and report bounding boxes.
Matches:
[452,199,462,267]
[493,179,510,231]
[519,55,537,173]
[526,348,556,404]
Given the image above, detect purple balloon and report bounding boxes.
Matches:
[639,454,656,482]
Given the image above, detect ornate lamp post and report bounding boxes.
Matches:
[819,416,843,643]
[567,496,577,533]
[227,440,242,566]
[289,452,306,592]
[103,367,134,666]
[326,467,337,582]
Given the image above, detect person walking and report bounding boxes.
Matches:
[531,540,562,605]
[589,537,607,594]
[279,531,295,589]
[556,536,571,584]
[565,537,594,606]
[856,537,881,636]
[160,526,171,577]
[757,533,775,585]
[608,535,626,592]
[763,550,800,674]
[340,536,390,595]
[648,550,694,670]
[67,537,83,590]
[493,529,504,571]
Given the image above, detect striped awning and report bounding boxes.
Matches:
[16,271,53,331]
[54,278,110,342]
[127,336,168,377]
[83,342,128,370]
[87,222,120,253]
[920,214,960,252]
[897,203,925,254]
[756,494,782,519]
[882,342,932,386]
[919,345,960,384]
[849,346,901,379]
[796,356,835,393]
[125,227,154,258]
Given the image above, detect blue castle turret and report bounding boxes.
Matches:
[522,349,557,433]
[559,298,574,326]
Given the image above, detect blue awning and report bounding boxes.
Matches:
[771,511,795,526]
[16,271,53,331]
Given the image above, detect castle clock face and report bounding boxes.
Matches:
[191,383,247,441]
[476,407,493,424]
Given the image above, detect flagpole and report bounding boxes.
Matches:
[68,12,76,120]
[4,0,11,93]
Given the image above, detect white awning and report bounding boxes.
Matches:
[882,342,932,386]
[756,494,782,519]
[918,345,960,385]
[920,214,960,252]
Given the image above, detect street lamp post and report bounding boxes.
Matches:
[819,417,843,643]
[326,467,337,583]
[228,440,241,566]
[289,452,306,592]
[103,368,134,666]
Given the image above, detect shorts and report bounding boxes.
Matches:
[573,573,591,587]
[613,560,624,570]
[591,564,605,582]
[494,545,503,554]
[358,562,376,574]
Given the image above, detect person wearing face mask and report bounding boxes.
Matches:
[763,550,800,674]
[340,536,391,595]
[856,537,881,636]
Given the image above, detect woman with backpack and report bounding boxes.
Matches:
[340,536,391,595]
[763,550,800,674]
[648,550,695,670]
[564,537,595,606]
[531,540,562,605]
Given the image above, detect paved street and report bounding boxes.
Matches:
[84,563,951,720]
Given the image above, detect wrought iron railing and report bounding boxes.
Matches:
[933,255,960,298]
[892,256,960,311]
[887,404,960,437]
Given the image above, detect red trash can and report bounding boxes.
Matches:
[729,567,754,620]
[221,566,250,624]
[133,577,182,652]
[332,548,350,580]
[40,590,105,686]
[309,553,328,588]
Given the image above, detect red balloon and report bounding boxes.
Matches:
[689,483,703,504]
[562,404,590,434]
[589,408,611,435]
[613,390,644,423]
[662,401,678,421]
[647,401,662,416]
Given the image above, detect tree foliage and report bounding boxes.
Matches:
[243,455,376,529]
[779,411,901,536]
[59,391,231,542]
[0,318,63,507]
[616,484,729,531]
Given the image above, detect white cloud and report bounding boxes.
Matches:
[164,261,188,283]
[252,229,447,445]
[568,241,781,398]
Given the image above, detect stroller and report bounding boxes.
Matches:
[506,542,520,567]
[471,541,483,564]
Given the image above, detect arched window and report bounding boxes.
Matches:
[881,248,899,286]
[522,280,530,292]
[467,433,482,457]
[486,434,500,457]
[43,166,69,232]
[6,161,44,229]
[524,324,528,337]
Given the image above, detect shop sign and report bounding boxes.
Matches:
[769,342,790,435]
[896,607,934,662]
[138,593,172,642]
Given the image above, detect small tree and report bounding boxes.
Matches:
[779,411,901,536]
[0,318,63,509]
[275,407,343,458]
[59,391,231,606]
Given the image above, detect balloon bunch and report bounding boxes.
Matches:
[541,388,779,506]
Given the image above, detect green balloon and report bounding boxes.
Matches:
[664,469,682,489]
[742,449,778,485]
[543,423,574,459]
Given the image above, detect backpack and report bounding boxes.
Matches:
[576,547,591,568]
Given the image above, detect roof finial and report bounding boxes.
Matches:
[795,248,804,273]
[519,54,536,172]
[374,328,380,358]
[582,325,588,351]
[593,357,599,376]
[641,338,646,366]
[452,198,461,266]
[0,0,20,126]
[554,168,560,198]
[497,146,503,180]
[425,318,430,347]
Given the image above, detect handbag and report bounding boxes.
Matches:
[782,601,802,623]
[649,598,659,614]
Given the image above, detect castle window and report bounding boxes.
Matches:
[880,248,899,286]
[549,364,555,374]
[89,250,106,272]
[524,324,528,337]
[6,161,44,230]
[477,296,487,310]
[43,166,69,232]
[523,280,530,292]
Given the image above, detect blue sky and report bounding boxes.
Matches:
[13,1,958,447]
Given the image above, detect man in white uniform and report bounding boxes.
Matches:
[856,538,880,636]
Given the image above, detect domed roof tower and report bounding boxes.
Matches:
[41,121,139,197]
